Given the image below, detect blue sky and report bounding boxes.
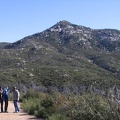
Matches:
[0,0,120,43]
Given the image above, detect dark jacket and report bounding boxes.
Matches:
[3,89,10,101]
[0,89,3,100]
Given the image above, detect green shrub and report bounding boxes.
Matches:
[21,91,120,120]
[22,89,40,99]
[41,96,53,108]
[21,97,42,115]
[66,94,119,120]
[48,113,68,120]
[21,91,55,118]
[34,106,47,118]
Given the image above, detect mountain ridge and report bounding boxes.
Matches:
[0,20,120,92]
[3,20,120,52]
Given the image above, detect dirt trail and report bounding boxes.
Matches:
[0,101,41,120]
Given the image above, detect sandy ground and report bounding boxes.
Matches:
[0,101,41,120]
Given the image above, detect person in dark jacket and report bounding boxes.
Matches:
[0,86,3,112]
[3,87,10,112]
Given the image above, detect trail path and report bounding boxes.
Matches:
[0,101,41,120]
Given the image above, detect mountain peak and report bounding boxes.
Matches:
[58,20,72,25]
[50,20,73,29]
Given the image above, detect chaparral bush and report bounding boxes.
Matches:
[21,90,120,120]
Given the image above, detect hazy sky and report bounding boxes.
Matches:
[0,0,120,42]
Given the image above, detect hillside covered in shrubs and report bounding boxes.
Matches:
[21,89,120,120]
[0,20,119,93]
[0,20,120,119]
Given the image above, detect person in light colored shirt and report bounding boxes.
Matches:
[13,87,20,113]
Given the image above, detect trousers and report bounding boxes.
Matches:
[0,99,3,112]
[4,100,8,112]
[13,100,20,112]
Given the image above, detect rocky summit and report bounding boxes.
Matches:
[0,20,120,93]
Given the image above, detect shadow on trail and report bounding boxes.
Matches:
[19,113,41,120]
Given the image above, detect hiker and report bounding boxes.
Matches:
[13,86,20,113]
[3,87,10,112]
[0,86,3,112]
